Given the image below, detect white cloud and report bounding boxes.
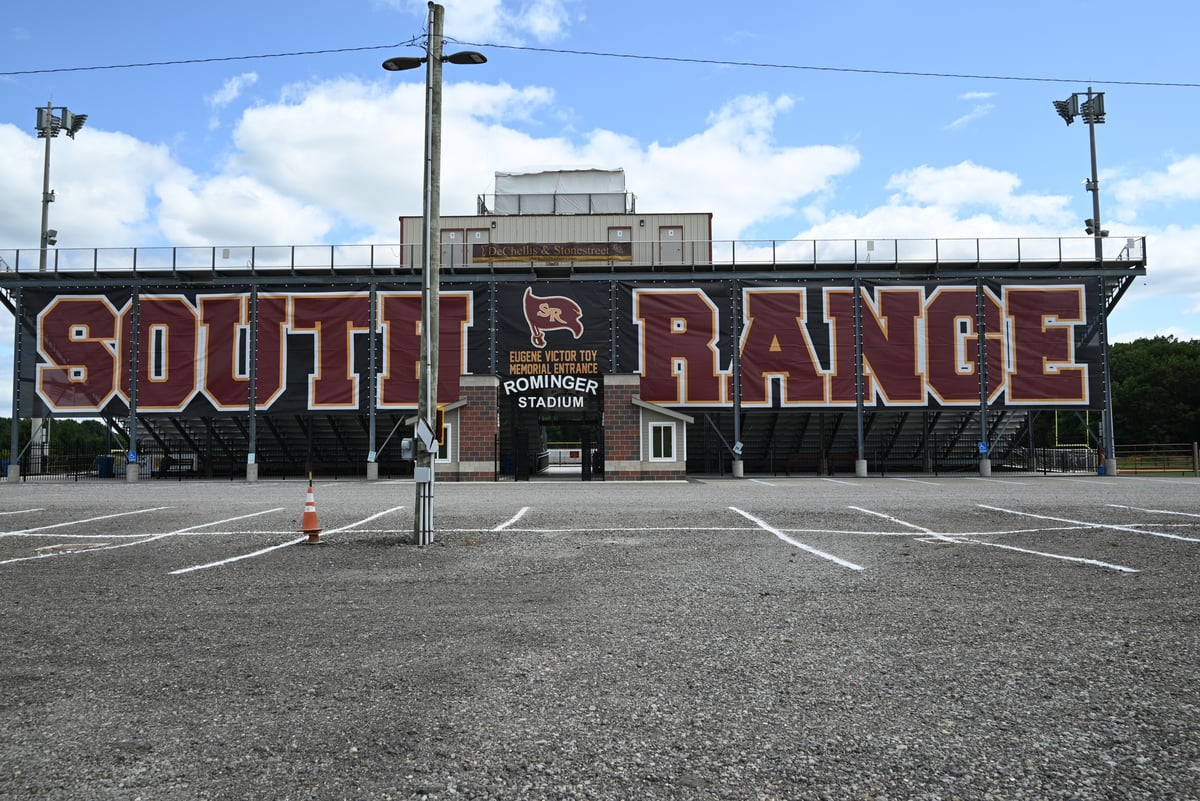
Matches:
[206,72,259,130]
[207,72,259,110]
[1109,154,1200,220]
[946,92,996,129]
[631,96,860,239]
[885,161,1073,227]
[1118,224,1200,298]
[946,103,994,130]
[0,124,178,249]
[385,0,575,44]
[156,174,334,246]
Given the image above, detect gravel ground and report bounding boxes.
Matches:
[1,474,1198,800]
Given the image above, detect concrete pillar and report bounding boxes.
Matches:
[246,462,260,482]
[732,459,744,478]
[855,459,868,478]
[6,464,19,482]
[366,462,379,481]
[979,458,992,477]
[126,462,140,482]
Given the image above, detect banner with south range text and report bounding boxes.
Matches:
[15,278,1103,417]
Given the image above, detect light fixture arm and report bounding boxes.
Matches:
[35,102,87,272]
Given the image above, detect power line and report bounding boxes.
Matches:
[0,41,421,76]
[3,37,1197,88]
[451,40,1200,89]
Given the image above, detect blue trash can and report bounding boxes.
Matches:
[96,456,114,478]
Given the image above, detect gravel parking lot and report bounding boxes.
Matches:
[2,474,1198,800]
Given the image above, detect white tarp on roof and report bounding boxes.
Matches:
[494,168,626,196]
[492,168,627,214]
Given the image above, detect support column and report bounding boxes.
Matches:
[730,280,744,478]
[7,287,22,481]
[366,283,379,480]
[1098,275,1118,477]
[246,286,259,482]
[453,375,500,480]
[602,375,641,480]
[853,276,868,478]
[126,292,141,482]
[976,278,991,478]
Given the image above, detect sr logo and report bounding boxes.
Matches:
[523,287,584,348]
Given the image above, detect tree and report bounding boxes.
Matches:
[1110,337,1200,444]
[0,417,116,458]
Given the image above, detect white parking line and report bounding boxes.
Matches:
[1107,504,1200,541]
[0,508,44,517]
[956,538,1138,573]
[0,508,282,567]
[889,477,942,485]
[853,505,1139,572]
[730,507,864,571]
[0,507,172,537]
[169,505,405,575]
[850,506,956,543]
[493,507,530,531]
[981,504,1200,543]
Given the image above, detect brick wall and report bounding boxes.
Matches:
[602,375,682,480]
[602,376,641,471]
[445,375,499,481]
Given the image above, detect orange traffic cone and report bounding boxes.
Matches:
[300,483,323,544]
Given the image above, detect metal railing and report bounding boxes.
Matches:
[0,235,1148,278]
[1115,442,1199,475]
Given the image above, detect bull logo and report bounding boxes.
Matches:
[523,287,584,348]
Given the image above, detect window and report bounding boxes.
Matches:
[435,423,452,464]
[650,422,675,462]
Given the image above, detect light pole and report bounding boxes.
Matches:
[1053,87,1116,476]
[383,2,486,545]
[29,102,86,476]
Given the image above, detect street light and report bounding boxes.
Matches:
[383,2,486,545]
[26,102,87,479]
[35,102,87,272]
[1052,87,1117,477]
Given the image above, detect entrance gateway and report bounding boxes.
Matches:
[500,373,604,481]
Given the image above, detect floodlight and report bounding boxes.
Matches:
[1053,97,1078,125]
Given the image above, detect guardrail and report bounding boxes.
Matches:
[0,235,1148,277]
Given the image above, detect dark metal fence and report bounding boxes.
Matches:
[2,441,416,482]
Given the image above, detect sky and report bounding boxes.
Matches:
[1,0,1198,413]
